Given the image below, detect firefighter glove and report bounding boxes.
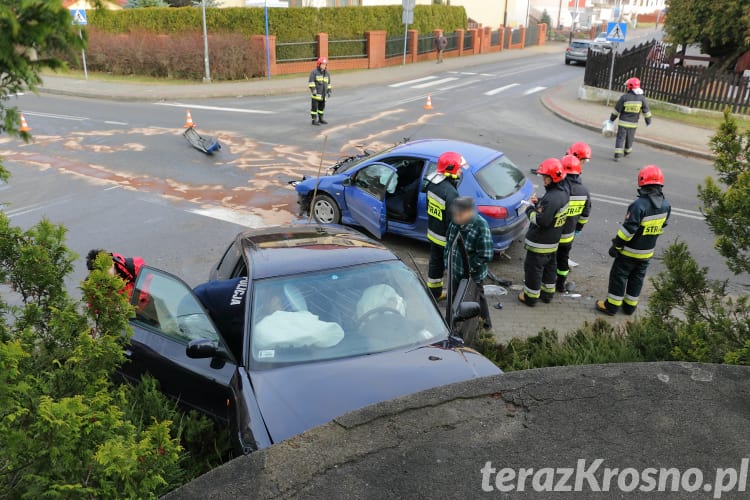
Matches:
[327,89,332,98]
[608,245,618,258]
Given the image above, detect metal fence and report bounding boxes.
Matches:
[417,34,435,55]
[463,30,473,51]
[585,40,750,114]
[511,28,522,46]
[490,29,501,47]
[525,24,539,47]
[276,40,317,63]
[444,31,459,51]
[328,38,367,60]
[385,35,409,58]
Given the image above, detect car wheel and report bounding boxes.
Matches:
[565,58,571,65]
[311,194,341,224]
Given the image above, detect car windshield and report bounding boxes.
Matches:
[571,41,590,49]
[474,155,527,199]
[248,260,449,368]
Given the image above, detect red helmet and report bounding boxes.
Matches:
[317,57,328,66]
[626,77,641,90]
[437,151,466,178]
[560,154,582,175]
[536,158,565,183]
[638,165,664,187]
[567,141,592,161]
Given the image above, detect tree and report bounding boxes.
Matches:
[664,0,750,68]
[698,111,750,274]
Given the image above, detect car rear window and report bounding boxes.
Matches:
[474,156,527,199]
[571,41,590,49]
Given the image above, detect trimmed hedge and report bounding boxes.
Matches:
[87,5,467,42]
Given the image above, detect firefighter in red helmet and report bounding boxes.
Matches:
[596,165,671,315]
[556,154,592,293]
[519,158,570,307]
[424,151,465,300]
[308,57,332,125]
[567,141,592,163]
[607,77,652,161]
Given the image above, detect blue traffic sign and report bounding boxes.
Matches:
[605,22,627,43]
[70,9,87,26]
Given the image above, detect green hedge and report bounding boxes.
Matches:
[87,5,467,42]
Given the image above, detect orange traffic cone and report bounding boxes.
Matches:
[424,94,433,110]
[19,113,31,133]
[184,109,195,128]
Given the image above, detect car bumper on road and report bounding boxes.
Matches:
[566,53,588,62]
[489,216,529,251]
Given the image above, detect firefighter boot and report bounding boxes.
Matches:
[555,274,567,293]
[318,116,328,125]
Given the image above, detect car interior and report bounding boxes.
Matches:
[381,157,428,223]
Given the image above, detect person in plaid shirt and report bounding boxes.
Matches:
[444,196,493,328]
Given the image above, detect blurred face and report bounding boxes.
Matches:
[542,174,553,187]
[452,207,475,226]
[319,62,327,70]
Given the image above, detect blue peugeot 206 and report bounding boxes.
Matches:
[294,139,534,252]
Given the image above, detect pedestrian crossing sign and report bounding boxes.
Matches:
[70,9,87,26]
[605,22,627,43]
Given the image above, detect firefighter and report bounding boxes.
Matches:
[556,154,592,293]
[424,151,465,300]
[596,165,671,316]
[308,57,332,125]
[567,141,592,164]
[607,77,652,161]
[518,158,569,307]
[86,249,145,299]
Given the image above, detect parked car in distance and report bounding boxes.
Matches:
[118,225,501,455]
[565,39,593,65]
[594,31,609,43]
[293,139,533,253]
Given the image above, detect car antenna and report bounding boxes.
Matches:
[307,135,329,224]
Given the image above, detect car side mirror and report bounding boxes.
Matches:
[186,338,222,359]
[455,302,481,322]
[342,177,352,186]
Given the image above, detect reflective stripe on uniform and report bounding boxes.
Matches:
[427,229,446,246]
[578,218,589,225]
[617,226,635,241]
[427,277,444,289]
[614,148,624,155]
[559,231,575,244]
[524,285,541,298]
[567,197,587,217]
[426,191,446,209]
[621,246,654,259]
[556,268,569,276]
[618,121,638,128]
[624,294,639,306]
[524,239,559,254]
[607,293,624,306]
[541,283,556,294]
[640,213,668,236]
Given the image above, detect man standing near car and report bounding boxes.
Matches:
[308,57,331,126]
[608,77,652,161]
[424,151,464,301]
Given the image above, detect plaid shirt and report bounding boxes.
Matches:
[444,215,494,283]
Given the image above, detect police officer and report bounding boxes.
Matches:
[519,158,570,307]
[556,154,592,293]
[607,77,652,161]
[597,165,670,315]
[308,57,332,125]
[425,151,465,300]
[193,277,248,358]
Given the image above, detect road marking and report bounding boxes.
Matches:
[484,83,519,96]
[523,86,547,96]
[104,120,128,126]
[480,73,494,77]
[154,103,274,115]
[23,111,88,121]
[3,196,73,219]
[459,72,477,75]
[411,77,459,89]
[103,185,120,191]
[439,79,480,91]
[389,76,438,88]
[394,94,430,105]
[590,192,703,220]
[189,207,267,228]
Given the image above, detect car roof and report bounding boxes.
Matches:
[571,39,592,44]
[238,224,398,279]
[386,139,501,170]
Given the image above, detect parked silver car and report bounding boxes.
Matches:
[565,39,592,65]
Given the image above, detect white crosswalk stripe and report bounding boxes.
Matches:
[411,77,459,89]
[523,86,547,96]
[484,83,519,96]
[388,76,438,88]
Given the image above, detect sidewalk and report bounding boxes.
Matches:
[37,43,564,101]
[541,79,714,160]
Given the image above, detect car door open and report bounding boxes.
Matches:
[344,162,397,238]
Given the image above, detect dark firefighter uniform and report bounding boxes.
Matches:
[556,173,592,292]
[610,89,652,159]
[308,62,331,125]
[425,171,459,299]
[521,170,569,306]
[600,185,670,315]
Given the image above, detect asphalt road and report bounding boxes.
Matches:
[2,46,744,310]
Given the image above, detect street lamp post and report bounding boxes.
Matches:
[201,0,211,83]
[503,0,508,27]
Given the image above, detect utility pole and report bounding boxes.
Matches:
[503,0,508,27]
[201,0,211,83]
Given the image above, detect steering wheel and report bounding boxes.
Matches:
[356,306,404,333]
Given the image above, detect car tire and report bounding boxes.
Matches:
[565,58,571,65]
[311,194,341,224]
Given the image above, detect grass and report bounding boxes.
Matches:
[40,67,198,86]
[649,103,750,132]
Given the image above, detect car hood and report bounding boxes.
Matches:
[249,344,501,444]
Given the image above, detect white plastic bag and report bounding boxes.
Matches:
[602,120,617,138]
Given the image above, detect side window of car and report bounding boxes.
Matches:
[131,267,221,345]
[353,164,396,199]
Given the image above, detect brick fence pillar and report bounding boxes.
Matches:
[482,26,492,53]
[498,26,505,52]
[519,26,526,48]
[317,32,328,60]
[468,28,480,54]
[456,28,465,56]
[252,34,276,76]
[408,29,419,63]
[538,23,546,45]
[366,30,386,68]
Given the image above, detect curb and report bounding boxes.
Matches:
[540,86,714,161]
[36,84,303,102]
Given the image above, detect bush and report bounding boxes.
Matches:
[70,29,265,80]
[87,5,468,41]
